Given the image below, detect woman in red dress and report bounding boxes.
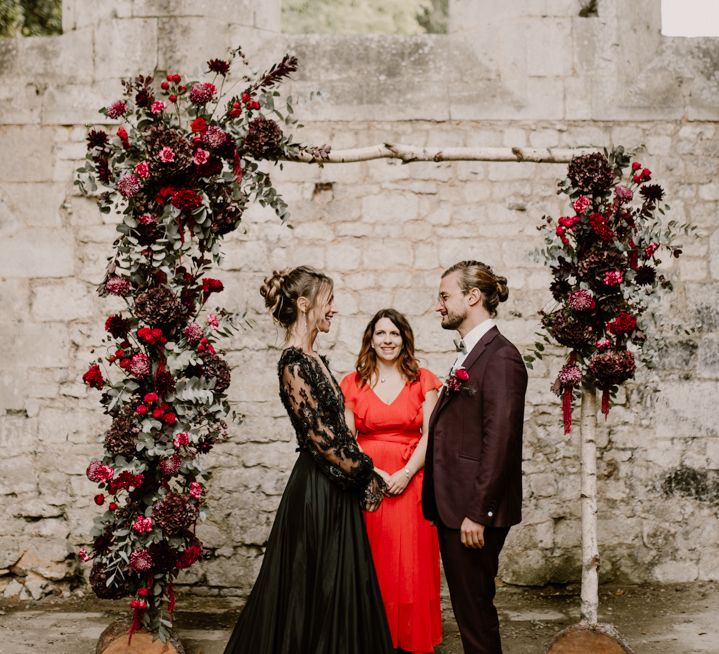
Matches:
[340,308,442,654]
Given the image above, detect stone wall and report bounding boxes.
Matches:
[0,0,717,600]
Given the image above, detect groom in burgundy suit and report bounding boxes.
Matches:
[422,260,528,654]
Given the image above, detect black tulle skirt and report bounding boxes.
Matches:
[223,453,394,654]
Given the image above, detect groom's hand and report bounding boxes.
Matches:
[460,517,485,549]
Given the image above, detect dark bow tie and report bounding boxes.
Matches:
[454,338,466,353]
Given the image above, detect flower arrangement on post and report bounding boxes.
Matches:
[76,48,322,641]
[526,148,694,433]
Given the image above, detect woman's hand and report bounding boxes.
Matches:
[374,467,391,485]
[386,468,412,495]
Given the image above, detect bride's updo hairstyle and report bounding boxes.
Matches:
[260,266,333,330]
[442,260,509,317]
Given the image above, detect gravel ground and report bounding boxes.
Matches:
[0,581,716,653]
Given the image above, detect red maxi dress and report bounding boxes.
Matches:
[340,368,442,653]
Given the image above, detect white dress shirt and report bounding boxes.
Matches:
[452,318,495,372]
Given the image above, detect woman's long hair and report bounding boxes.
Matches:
[355,308,420,386]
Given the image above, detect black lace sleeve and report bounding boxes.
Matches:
[279,349,386,503]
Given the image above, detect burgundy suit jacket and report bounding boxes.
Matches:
[422,326,528,529]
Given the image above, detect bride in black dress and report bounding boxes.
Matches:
[224,265,394,654]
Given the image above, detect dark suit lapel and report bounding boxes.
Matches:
[430,326,500,426]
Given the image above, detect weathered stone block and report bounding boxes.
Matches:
[652,560,699,583]
[95,19,158,79]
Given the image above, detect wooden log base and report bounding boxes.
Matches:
[547,623,634,654]
[96,619,185,654]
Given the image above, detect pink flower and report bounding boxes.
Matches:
[78,548,91,562]
[158,146,175,163]
[207,313,219,329]
[144,391,159,404]
[644,242,659,259]
[138,213,155,225]
[193,148,210,166]
[134,161,150,178]
[106,100,127,119]
[117,174,141,198]
[558,364,582,387]
[173,432,189,449]
[129,548,153,572]
[567,289,596,312]
[572,196,591,214]
[86,460,114,482]
[603,270,624,286]
[128,353,151,378]
[132,516,154,534]
[105,276,130,296]
[189,82,216,105]
[150,101,166,114]
[595,338,612,350]
[183,323,204,342]
[615,185,633,202]
[189,482,204,499]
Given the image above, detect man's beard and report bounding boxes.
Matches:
[440,311,464,330]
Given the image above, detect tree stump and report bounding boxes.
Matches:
[96,620,185,654]
[547,624,633,653]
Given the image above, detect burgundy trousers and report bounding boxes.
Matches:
[437,523,510,654]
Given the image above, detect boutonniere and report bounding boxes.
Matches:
[445,367,474,395]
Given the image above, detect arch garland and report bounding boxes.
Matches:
[77,49,691,640]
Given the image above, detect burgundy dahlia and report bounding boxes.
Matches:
[105,314,132,339]
[207,58,231,76]
[104,414,140,458]
[87,129,109,150]
[634,265,657,286]
[542,309,594,350]
[201,351,231,392]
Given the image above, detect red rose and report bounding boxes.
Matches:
[161,81,169,90]
[632,161,641,171]
[190,117,208,133]
[152,408,164,419]
[641,168,651,180]
[632,174,641,184]
[82,364,105,390]
[94,494,105,506]
[117,126,129,149]
[202,278,224,295]
[130,599,148,610]
[163,412,177,426]
[170,189,202,212]
[169,94,177,102]
[144,392,159,404]
[155,185,176,205]
[136,404,149,415]
[138,587,150,598]
[455,368,470,382]
[108,502,118,511]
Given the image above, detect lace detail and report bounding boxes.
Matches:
[278,347,386,502]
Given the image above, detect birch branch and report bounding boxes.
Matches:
[580,385,599,626]
[286,144,594,164]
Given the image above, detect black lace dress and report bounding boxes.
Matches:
[224,347,393,654]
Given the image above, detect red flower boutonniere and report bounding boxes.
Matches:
[446,366,472,394]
